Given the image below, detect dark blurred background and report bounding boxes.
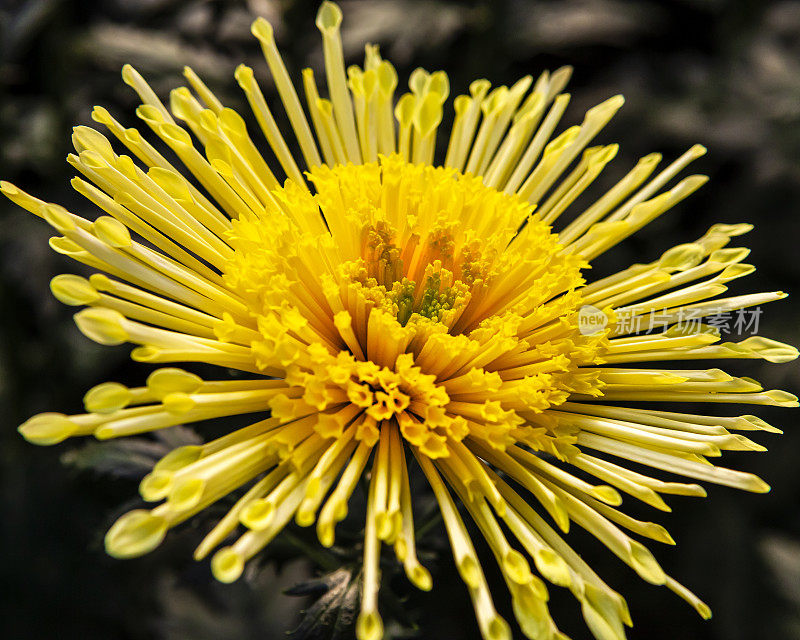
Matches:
[2,0,800,639]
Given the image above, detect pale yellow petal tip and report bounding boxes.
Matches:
[90,105,111,123]
[211,547,245,583]
[765,390,798,407]
[693,485,708,498]
[162,392,196,414]
[317,521,335,548]
[131,346,161,362]
[139,471,173,502]
[555,92,572,107]
[87,273,110,289]
[168,478,206,510]
[193,540,213,562]
[294,508,316,528]
[592,484,622,506]
[147,367,203,397]
[51,274,100,306]
[240,499,274,530]
[158,122,192,147]
[554,64,574,80]
[552,503,571,534]
[749,476,771,494]
[154,445,204,473]
[169,87,193,116]
[84,381,131,413]
[503,549,533,584]
[74,307,129,345]
[607,94,625,109]
[740,415,783,434]
[654,525,676,546]
[658,243,706,270]
[667,578,712,620]
[18,413,77,445]
[355,611,384,640]
[709,222,753,237]
[533,548,572,587]
[731,434,768,452]
[234,64,254,87]
[41,203,75,232]
[375,510,400,541]
[93,425,117,441]
[93,216,132,248]
[457,556,482,589]
[690,143,708,157]
[739,336,799,363]
[49,236,84,257]
[105,510,167,559]
[120,63,134,80]
[77,149,107,171]
[136,104,165,125]
[684,174,710,190]
[250,16,274,42]
[483,615,512,640]
[629,541,666,585]
[469,78,491,97]
[69,176,86,194]
[583,94,625,125]
[316,1,343,31]
[407,563,433,591]
[0,180,19,197]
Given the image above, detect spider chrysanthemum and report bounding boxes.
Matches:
[5,3,797,639]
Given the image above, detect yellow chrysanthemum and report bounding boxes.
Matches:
[4,3,797,639]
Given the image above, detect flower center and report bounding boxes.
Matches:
[310,155,583,336]
[221,156,603,456]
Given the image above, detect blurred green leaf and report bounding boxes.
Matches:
[61,425,201,479]
[287,568,360,640]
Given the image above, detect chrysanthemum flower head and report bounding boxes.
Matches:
[5,3,797,639]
